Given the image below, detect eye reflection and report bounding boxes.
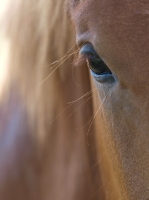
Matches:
[79,43,112,75]
[79,43,115,83]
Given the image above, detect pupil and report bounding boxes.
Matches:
[88,56,112,75]
[79,43,112,76]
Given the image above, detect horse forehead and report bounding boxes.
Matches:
[69,0,149,24]
[68,0,149,48]
[69,0,148,11]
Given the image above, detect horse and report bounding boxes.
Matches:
[1,0,148,199]
[66,0,149,199]
[0,0,103,199]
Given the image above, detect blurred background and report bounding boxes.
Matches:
[0,0,10,97]
[0,0,102,200]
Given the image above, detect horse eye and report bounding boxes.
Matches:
[79,43,114,83]
[86,56,112,75]
[79,43,111,75]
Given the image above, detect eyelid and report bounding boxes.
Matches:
[79,43,99,58]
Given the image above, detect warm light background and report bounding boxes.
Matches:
[0,0,10,96]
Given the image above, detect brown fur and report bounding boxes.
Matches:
[67,0,149,200]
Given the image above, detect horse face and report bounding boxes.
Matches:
[67,1,149,199]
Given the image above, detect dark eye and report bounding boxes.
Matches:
[79,43,115,83]
[86,54,112,75]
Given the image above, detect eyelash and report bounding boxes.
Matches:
[76,42,116,83]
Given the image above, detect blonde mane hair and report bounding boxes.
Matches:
[0,0,104,199]
[3,0,76,137]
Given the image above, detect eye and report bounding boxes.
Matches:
[79,43,115,83]
[86,55,112,75]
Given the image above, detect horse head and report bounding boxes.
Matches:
[66,1,149,199]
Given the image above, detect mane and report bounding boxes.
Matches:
[0,0,104,199]
[2,0,78,138]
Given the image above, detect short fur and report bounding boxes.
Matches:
[67,0,149,200]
